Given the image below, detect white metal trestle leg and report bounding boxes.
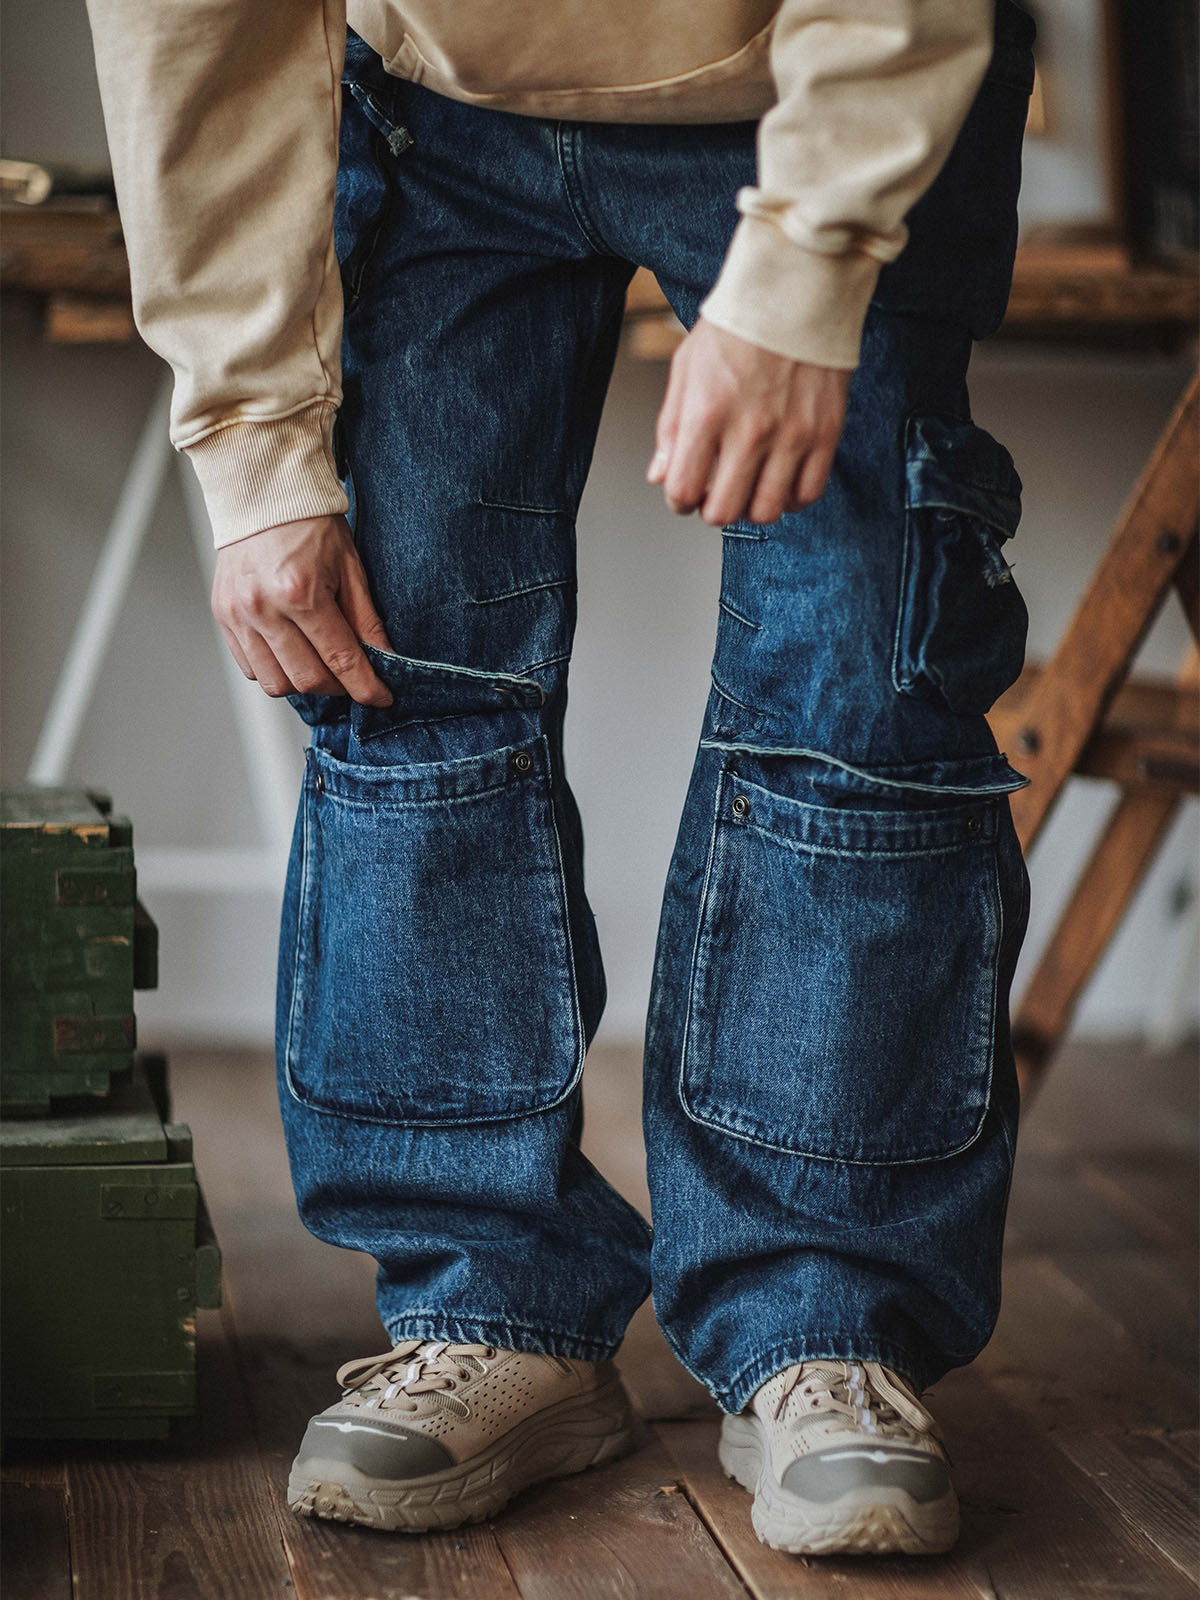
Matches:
[25,372,303,896]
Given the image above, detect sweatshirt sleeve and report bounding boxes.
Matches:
[83,0,350,548]
[699,0,994,371]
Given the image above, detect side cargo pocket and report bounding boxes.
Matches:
[680,767,1005,1165]
[892,413,1028,717]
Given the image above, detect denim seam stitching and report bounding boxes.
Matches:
[545,749,589,1109]
[738,823,993,864]
[476,497,567,518]
[699,739,1031,796]
[676,765,728,1141]
[381,1314,620,1358]
[709,671,769,723]
[554,124,611,256]
[469,577,572,606]
[282,773,316,1108]
[655,1320,929,1412]
[718,597,762,633]
[521,652,572,674]
[891,491,917,695]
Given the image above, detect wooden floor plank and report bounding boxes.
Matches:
[64,1308,296,1600]
[0,1443,67,1488]
[979,1252,1196,1432]
[1050,1246,1199,1381]
[493,1429,750,1600]
[1073,1151,1199,1258]
[1051,1429,1200,1584]
[936,1365,1198,1600]
[0,1482,73,1600]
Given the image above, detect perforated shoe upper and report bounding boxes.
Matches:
[295,1340,613,1481]
[749,1359,953,1504]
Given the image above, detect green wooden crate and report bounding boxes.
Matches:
[0,1053,221,1439]
[2,785,158,1114]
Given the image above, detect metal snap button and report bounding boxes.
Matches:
[314,768,325,794]
[731,794,751,820]
[511,750,533,774]
[966,813,982,835]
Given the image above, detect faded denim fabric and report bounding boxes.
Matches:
[276,2,1038,1409]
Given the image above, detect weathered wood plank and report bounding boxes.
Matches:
[979,1253,1196,1432]
[0,1482,72,1600]
[64,1308,295,1600]
[939,1366,1198,1600]
[1051,1247,1198,1382]
[1073,1151,1199,1258]
[1052,1429,1199,1584]
[494,1429,748,1600]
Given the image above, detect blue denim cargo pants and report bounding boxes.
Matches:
[278,4,1037,1412]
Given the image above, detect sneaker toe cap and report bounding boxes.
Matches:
[297,1415,455,1480]
[782,1446,950,1504]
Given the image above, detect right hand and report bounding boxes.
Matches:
[211,513,395,706]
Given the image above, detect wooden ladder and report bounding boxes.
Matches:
[988,373,1200,1099]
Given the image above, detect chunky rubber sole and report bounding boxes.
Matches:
[719,1411,960,1556]
[287,1377,634,1533]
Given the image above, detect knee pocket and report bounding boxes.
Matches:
[679,753,1023,1166]
[281,647,584,1127]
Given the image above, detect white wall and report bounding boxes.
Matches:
[2,2,1196,1047]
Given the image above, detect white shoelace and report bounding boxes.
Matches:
[336,1339,496,1417]
[773,1358,944,1444]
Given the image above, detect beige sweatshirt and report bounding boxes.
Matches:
[82,0,993,548]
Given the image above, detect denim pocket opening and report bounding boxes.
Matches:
[679,764,1005,1165]
[283,728,585,1126]
[286,641,545,740]
[892,413,1028,717]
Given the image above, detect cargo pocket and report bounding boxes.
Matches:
[892,414,1027,717]
[680,766,1004,1165]
[282,656,584,1127]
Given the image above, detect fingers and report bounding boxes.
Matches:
[235,624,307,699]
[300,601,394,707]
[791,437,838,511]
[212,516,396,707]
[649,320,851,526]
[648,351,685,486]
[339,559,396,656]
[700,424,769,527]
[217,621,256,681]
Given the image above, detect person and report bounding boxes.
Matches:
[83,0,1036,1558]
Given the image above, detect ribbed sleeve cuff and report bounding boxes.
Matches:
[698,214,884,371]
[181,401,350,548]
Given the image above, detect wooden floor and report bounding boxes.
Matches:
[4,1038,1197,1598]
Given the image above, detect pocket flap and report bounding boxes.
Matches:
[905,415,1022,539]
[287,642,544,733]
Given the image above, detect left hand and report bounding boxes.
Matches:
[647,317,852,527]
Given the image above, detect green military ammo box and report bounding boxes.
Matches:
[0,1052,222,1439]
[2,785,158,1114]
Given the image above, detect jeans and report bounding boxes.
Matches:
[277,3,1038,1411]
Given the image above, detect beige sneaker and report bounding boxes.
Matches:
[719,1359,959,1556]
[287,1339,634,1532]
